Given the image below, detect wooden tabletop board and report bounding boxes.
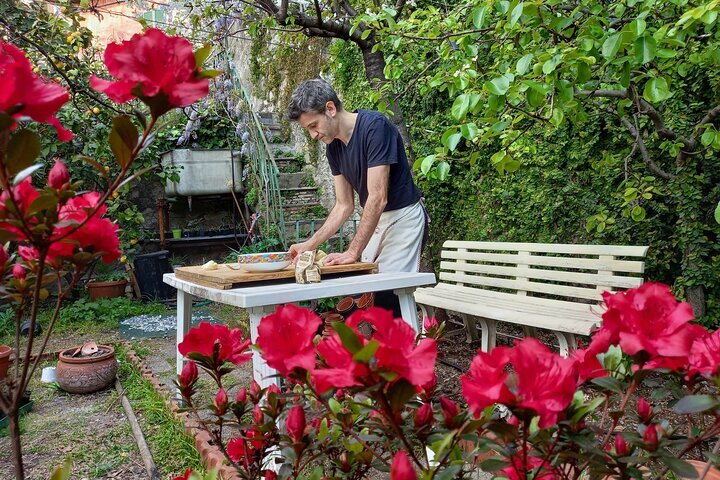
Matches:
[174,262,378,289]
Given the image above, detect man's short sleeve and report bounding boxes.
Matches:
[326,145,341,176]
[365,117,399,168]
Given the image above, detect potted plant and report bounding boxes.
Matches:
[0,345,12,381]
[86,268,128,300]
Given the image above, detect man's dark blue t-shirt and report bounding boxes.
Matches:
[327,110,421,212]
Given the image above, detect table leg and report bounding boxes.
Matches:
[176,288,193,400]
[248,305,281,388]
[394,288,420,333]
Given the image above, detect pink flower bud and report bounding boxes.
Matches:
[615,434,628,456]
[643,424,658,451]
[12,262,26,280]
[179,361,198,387]
[236,387,247,404]
[266,383,281,398]
[335,388,345,400]
[340,452,351,472]
[253,404,264,425]
[214,388,228,416]
[414,402,434,429]
[423,316,438,331]
[173,468,193,480]
[48,159,70,189]
[637,398,653,423]
[249,380,261,402]
[286,405,306,442]
[440,396,459,427]
[264,471,278,480]
[390,450,417,480]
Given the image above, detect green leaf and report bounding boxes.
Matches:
[479,457,507,472]
[441,129,463,151]
[451,94,471,121]
[715,201,720,224]
[28,193,58,215]
[643,77,671,103]
[701,129,716,147]
[353,340,379,363]
[591,376,624,393]
[673,395,719,414]
[472,5,488,28]
[420,155,435,175]
[631,205,646,221]
[194,44,212,68]
[386,378,416,413]
[109,115,139,167]
[50,457,73,480]
[332,321,363,354]
[550,108,564,127]
[542,54,562,74]
[485,74,513,95]
[460,123,478,140]
[602,32,624,59]
[508,2,523,28]
[516,53,533,75]
[436,161,450,180]
[628,18,646,36]
[527,88,546,107]
[7,129,41,175]
[663,458,700,478]
[634,35,657,64]
[328,397,342,414]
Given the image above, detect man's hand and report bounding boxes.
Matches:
[289,241,312,264]
[324,251,359,266]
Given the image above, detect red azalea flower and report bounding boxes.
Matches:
[0,246,7,273]
[172,468,193,480]
[90,28,210,117]
[0,41,72,141]
[347,307,437,388]
[643,424,659,450]
[236,387,247,404]
[637,397,653,423]
[689,330,720,378]
[512,338,579,428]
[264,471,278,480]
[0,178,41,241]
[227,437,252,468]
[48,159,70,190]
[599,283,707,371]
[214,388,229,416]
[461,346,514,416]
[178,361,198,398]
[501,450,559,480]
[390,450,417,480]
[414,402,434,429]
[286,405,306,442]
[257,304,322,376]
[12,262,26,280]
[615,434,629,456]
[439,396,460,427]
[178,321,252,367]
[572,328,612,384]
[312,333,370,393]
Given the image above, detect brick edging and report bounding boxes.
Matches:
[122,343,241,480]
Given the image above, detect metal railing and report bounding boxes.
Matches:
[223,50,288,249]
[291,219,360,250]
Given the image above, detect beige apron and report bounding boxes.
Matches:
[361,201,426,273]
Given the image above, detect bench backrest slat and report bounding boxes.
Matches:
[439,242,648,303]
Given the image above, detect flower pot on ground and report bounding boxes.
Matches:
[86,279,128,300]
[0,345,12,381]
[56,344,117,394]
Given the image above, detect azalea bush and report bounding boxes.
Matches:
[177,283,720,480]
[0,29,215,480]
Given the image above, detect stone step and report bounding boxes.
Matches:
[283,203,326,221]
[281,187,321,208]
[279,172,308,189]
[275,157,304,173]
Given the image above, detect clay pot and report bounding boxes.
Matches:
[86,279,127,300]
[56,344,117,394]
[355,292,375,310]
[336,296,356,316]
[684,461,720,480]
[0,345,12,381]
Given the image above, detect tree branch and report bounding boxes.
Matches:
[608,108,674,180]
[694,103,720,140]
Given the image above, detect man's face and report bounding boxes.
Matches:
[298,102,338,144]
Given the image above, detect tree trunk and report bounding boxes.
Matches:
[686,285,707,318]
[10,409,25,480]
[360,47,415,164]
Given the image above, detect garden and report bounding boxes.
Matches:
[0,0,719,479]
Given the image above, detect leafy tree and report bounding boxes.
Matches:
[358,0,720,315]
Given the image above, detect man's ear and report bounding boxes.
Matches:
[325,101,338,117]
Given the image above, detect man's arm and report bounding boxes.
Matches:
[325,165,389,265]
[288,174,355,259]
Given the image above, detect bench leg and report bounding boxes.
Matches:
[476,317,497,352]
[460,313,479,344]
[523,326,538,339]
[418,304,435,332]
[554,332,577,357]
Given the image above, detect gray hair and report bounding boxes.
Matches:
[288,79,343,120]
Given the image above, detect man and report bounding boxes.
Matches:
[287,79,427,315]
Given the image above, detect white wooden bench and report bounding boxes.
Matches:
[414,241,649,356]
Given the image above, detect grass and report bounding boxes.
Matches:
[0,296,169,345]
[116,343,205,477]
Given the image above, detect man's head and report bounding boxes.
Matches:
[288,79,344,144]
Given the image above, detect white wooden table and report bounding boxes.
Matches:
[164,272,436,389]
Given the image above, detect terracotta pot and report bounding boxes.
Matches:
[56,345,117,394]
[355,292,375,310]
[0,345,12,381]
[336,296,356,313]
[684,460,720,480]
[86,279,127,300]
